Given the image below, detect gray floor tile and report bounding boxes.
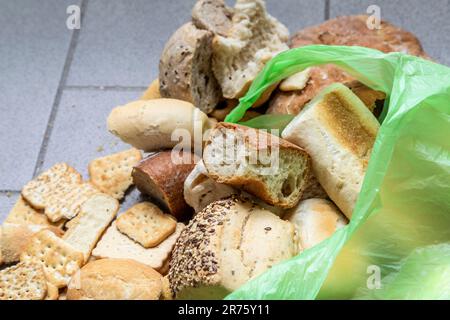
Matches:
[0,192,19,223]
[329,0,450,66]
[67,0,325,87]
[41,89,143,180]
[0,0,80,190]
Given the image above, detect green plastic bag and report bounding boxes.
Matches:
[224,45,450,300]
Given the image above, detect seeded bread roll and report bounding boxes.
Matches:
[159,22,221,114]
[132,151,198,219]
[282,83,380,218]
[67,259,162,300]
[192,0,233,36]
[168,197,296,299]
[203,122,311,209]
[285,198,348,252]
[212,0,289,99]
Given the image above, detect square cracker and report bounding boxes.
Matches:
[5,196,64,229]
[22,163,82,209]
[116,202,176,248]
[45,182,100,222]
[89,148,142,200]
[20,230,84,288]
[93,222,184,270]
[0,262,47,300]
[63,194,119,262]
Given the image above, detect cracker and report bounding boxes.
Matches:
[45,182,100,222]
[89,148,142,200]
[63,194,119,262]
[20,230,84,288]
[116,202,176,248]
[0,262,47,300]
[5,196,64,228]
[45,283,59,300]
[22,163,82,209]
[93,222,184,269]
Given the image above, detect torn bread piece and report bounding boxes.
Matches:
[116,202,176,248]
[0,262,48,300]
[5,196,64,229]
[20,230,84,288]
[89,148,142,200]
[63,194,119,262]
[203,122,311,208]
[21,163,82,209]
[282,83,380,218]
[0,223,62,265]
[92,222,184,271]
[192,0,233,36]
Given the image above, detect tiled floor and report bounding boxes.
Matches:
[1,0,449,222]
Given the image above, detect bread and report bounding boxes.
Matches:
[285,199,348,252]
[67,259,162,300]
[203,122,311,208]
[210,99,261,122]
[132,151,197,219]
[212,0,289,99]
[107,98,211,152]
[268,14,425,116]
[168,197,296,299]
[141,79,161,100]
[192,0,233,36]
[282,83,380,218]
[159,22,221,114]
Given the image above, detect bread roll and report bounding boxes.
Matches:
[192,0,233,36]
[203,122,311,208]
[159,22,221,114]
[132,151,197,219]
[168,197,296,299]
[67,259,162,300]
[107,98,210,152]
[141,79,161,100]
[282,83,380,218]
[285,198,347,252]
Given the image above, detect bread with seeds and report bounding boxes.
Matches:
[168,197,296,299]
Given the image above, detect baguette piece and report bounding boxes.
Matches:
[285,198,348,252]
[107,99,210,152]
[132,151,197,219]
[203,123,311,208]
[212,0,289,99]
[168,197,296,299]
[159,22,221,114]
[282,83,380,218]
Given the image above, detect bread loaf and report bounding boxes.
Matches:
[212,0,289,99]
[282,83,380,218]
[159,22,221,114]
[132,151,197,219]
[285,198,347,252]
[168,197,296,299]
[203,122,311,208]
[107,98,210,152]
[192,0,233,36]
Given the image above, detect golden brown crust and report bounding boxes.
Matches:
[132,152,197,219]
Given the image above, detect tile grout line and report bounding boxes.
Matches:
[33,0,88,177]
[325,0,330,20]
[0,190,20,194]
[64,85,148,91]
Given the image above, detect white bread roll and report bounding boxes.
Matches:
[285,198,347,252]
[168,197,296,299]
[107,98,210,152]
[282,83,380,218]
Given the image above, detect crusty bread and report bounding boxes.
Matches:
[141,79,161,100]
[132,151,197,219]
[212,0,289,99]
[107,98,210,152]
[285,198,347,252]
[203,122,311,209]
[282,83,380,218]
[67,259,162,300]
[159,22,221,114]
[168,197,296,299]
[192,0,233,36]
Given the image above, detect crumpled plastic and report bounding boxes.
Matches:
[224,45,450,300]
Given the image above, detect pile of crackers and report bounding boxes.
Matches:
[0,148,182,300]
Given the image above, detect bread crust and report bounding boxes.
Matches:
[132,151,197,219]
